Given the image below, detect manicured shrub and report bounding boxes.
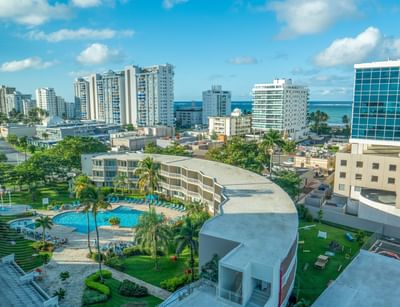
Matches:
[123,246,145,256]
[109,216,121,226]
[160,275,190,292]
[305,212,314,222]
[59,271,70,281]
[82,288,108,305]
[84,270,112,296]
[105,256,124,271]
[118,279,148,297]
[32,241,55,252]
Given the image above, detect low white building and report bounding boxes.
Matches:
[0,124,36,138]
[208,108,251,137]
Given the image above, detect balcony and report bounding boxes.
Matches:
[360,188,396,207]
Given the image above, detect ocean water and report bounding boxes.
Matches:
[175,101,352,125]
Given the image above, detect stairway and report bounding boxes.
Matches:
[245,289,270,307]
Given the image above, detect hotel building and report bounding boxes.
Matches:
[334,61,400,227]
[202,85,231,125]
[252,79,308,140]
[208,108,252,137]
[82,153,298,307]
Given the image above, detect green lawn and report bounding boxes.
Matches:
[0,216,48,271]
[121,253,191,287]
[295,221,362,303]
[9,182,76,209]
[91,278,163,307]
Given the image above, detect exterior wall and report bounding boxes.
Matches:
[252,79,308,140]
[0,125,36,138]
[202,85,231,125]
[111,136,157,151]
[176,108,202,128]
[334,151,400,207]
[294,156,332,170]
[208,114,251,137]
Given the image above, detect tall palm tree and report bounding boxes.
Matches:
[90,188,111,282]
[135,208,170,270]
[74,175,94,254]
[282,140,297,155]
[308,110,329,135]
[135,157,160,207]
[261,130,284,177]
[175,217,200,281]
[35,216,53,243]
[113,174,128,194]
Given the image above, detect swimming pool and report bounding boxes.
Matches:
[53,206,143,233]
[9,218,36,230]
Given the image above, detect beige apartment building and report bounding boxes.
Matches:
[208,108,251,137]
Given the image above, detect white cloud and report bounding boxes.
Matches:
[228,56,258,65]
[26,28,134,42]
[71,0,102,8]
[163,0,188,9]
[268,0,358,39]
[313,27,400,67]
[0,57,55,72]
[0,0,70,26]
[77,43,124,65]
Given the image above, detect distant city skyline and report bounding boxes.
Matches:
[0,0,400,101]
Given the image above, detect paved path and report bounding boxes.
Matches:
[0,139,29,165]
[37,225,170,306]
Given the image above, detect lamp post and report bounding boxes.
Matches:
[269,148,274,179]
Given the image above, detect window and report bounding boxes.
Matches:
[356,161,363,168]
[354,186,361,192]
[339,172,346,178]
[372,163,379,170]
[338,184,345,191]
[389,164,397,171]
[371,176,378,182]
[388,178,396,184]
[355,174,362,180]
[340,160,347,166]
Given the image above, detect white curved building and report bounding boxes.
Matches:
[81,153,298,306]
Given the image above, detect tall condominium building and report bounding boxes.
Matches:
[208,108,252,137]
[334,60,400,227]
[202,85,231,125]
[74,77,90,120]
[252,79,308,140]
[36,88,57,116]
[22,98,36,115]
[0,85,16,114]
[74,64,174,126]
[5,91,32,114]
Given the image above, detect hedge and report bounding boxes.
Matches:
[85,270,112,296]
[160,275,190,292]
[82,288,108,305]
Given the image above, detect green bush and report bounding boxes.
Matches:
[99,187,114,196]
[118,279,148,297]
[59,271,70,281]
[88,252,105,262]
[305,212,314,222]
[84,270,112,296]
[82,288,108,305]
[123,246,145,256]
[160,275,190,292]
[32,241,55,252]
[109,216,121,226]
[104,256,124,270]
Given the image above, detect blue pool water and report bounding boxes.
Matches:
[53,206,143,233]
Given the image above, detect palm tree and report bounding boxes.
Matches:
[308,110,329,135]
[282,140,297,155]
[135,157,160,207]
[135,207,170,270]
[113,174,128,194]
[261,130,284,177]
[35,216,53,243]
[74,175,94,254]
[90,189,111,282]
[175,217,200,281]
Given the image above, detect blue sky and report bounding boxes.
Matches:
[0,0,400,101]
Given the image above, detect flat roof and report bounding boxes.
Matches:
[89,153,298,269]
[354,60,400,69]
[312,251,400,307]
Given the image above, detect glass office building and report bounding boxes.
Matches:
[351,61,400,143]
